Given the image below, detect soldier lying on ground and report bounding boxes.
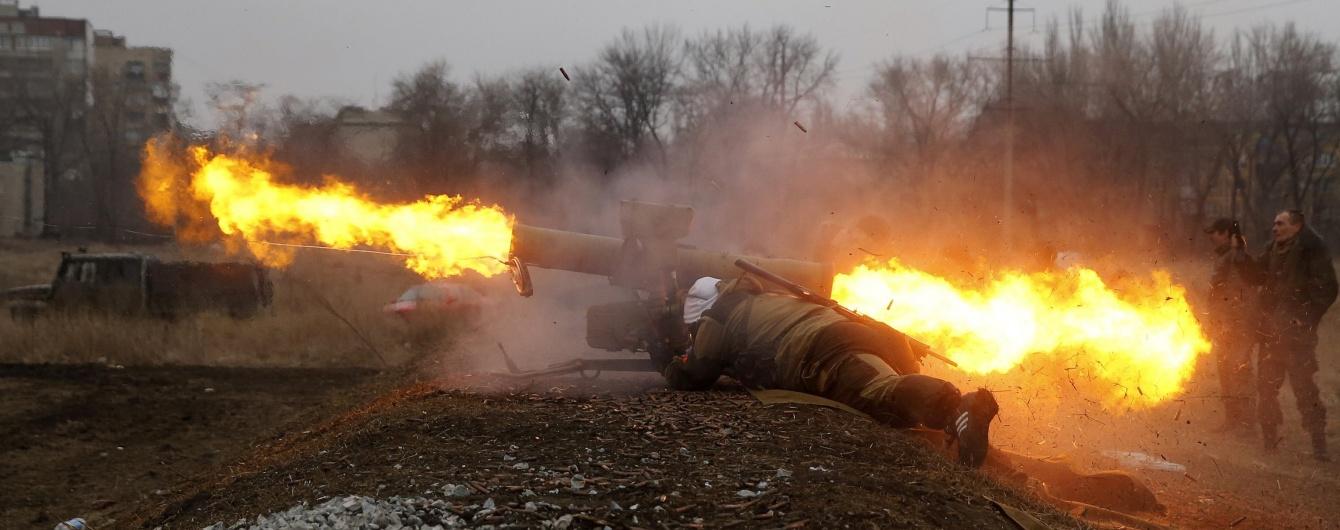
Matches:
[653,275,999,468]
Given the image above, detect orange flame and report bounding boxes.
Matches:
[832,259,1210,407]
[138,140,513,279]
[139,140,1207,407]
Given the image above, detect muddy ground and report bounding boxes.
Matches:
[4,361,1337,529]
[0,363,376,528]
[132,374,1083,530]
[5,364,1087,530]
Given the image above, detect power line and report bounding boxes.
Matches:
[841,0,1310,85]
[915,28,999,57]
[913,0,1316,59]
[1198,0,1315,19]
[1052,0,1314,34]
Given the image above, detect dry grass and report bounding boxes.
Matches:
[0,238,468,369]
[4,237,1337,407]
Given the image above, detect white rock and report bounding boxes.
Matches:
[444,484,470,497]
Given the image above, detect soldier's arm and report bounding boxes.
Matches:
[1234,247,1266,285]
[1210,255,1231,289]
[659,317,727,391]
[1305,244,1338,325]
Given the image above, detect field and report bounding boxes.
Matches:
[0,363,377,527]
[0,238,452,369]
[2,237,1339,529]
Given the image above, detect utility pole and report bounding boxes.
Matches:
[1004,0,1016,251]
[984,0,1030,252]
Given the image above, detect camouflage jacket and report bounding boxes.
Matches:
[1207,244,1256,336]
[659,276,844,391]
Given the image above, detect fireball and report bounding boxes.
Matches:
[833,259,1209,408]
[138,140,513,279]
[138,138,1208,408]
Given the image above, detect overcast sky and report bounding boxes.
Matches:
[30,0,1339,128]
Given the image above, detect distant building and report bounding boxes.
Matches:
[93,29,175,146]
[0,1,175,238]
[0,154,41,236]
[0,2,93,105]
[333,106,404,168]
[0,0,94,236]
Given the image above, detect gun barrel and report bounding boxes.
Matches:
[512,224,621,277]
[511,224,833,295]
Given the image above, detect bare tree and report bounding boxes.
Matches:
[1263,26,1338,221]
[271,95,345,184]
[683,26,761,104]
[206,80,275,146]
[387,61,473,192]
[1219,23,1340,237]
[679,25,764,132]
[868,55,987,174]
[509,68,567,181]
[1316,68,1340,232]
[575,25,682,174]
[84,66,134,239]
[679,24,838,126]
[466,75,513,169]
[755,25,839,114]
[1146,7,1220,235]
[1003,4,1227,240]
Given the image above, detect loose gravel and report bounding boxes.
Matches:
[203,492,586,530]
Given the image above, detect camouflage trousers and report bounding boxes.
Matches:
[1258,327,1326,437]
[793,322,961,429]
[1213,329,1255,427]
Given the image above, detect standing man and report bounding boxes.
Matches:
[1240,210,1337,461]
[1203,218,1256,436]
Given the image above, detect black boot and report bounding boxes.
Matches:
[945,388,999,468]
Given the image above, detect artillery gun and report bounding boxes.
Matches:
[496,200,832,378]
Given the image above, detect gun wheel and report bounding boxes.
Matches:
[508,256,534,297]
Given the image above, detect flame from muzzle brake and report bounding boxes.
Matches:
[138,140,513,278]
[139,139,1207,407]
[832,259,1210,407]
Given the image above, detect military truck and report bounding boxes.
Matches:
[4,252,273,320]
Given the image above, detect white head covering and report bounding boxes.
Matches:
[683,276,723,324]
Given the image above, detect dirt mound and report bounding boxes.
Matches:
[135,374,1080,529]
[0,363,376,528]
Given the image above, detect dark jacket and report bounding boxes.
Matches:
[1207,244,1256,337]
[1240,228,1338,340]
